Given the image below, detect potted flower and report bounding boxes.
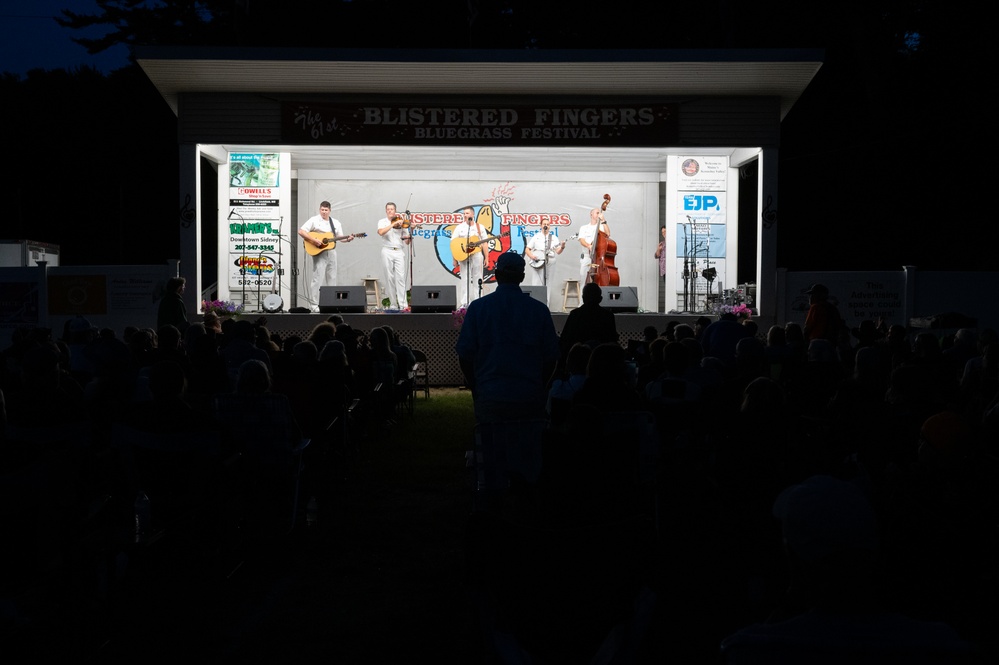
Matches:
[712,302,753,321]
[452,306,467,330]
[201,299,244,319]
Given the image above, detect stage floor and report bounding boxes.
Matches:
[259,311,704,386]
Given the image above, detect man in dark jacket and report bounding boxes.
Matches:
[157,276,189,332]
[557,282,618,361]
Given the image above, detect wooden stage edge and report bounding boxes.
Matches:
[256,311,711,386]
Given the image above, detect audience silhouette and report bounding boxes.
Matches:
[2,309,996,664]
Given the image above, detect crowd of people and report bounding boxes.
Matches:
[2,281,997,661]
[457,272,998,662]
[0,311,418,629]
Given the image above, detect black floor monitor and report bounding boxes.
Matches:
[602,286,639,313]
[318,285,366,313]
[410,285,457,313]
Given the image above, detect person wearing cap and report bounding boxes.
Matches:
[457,251,558,512]
[456,251,559,424]
[720,475,974,663]
[803,283,843,344]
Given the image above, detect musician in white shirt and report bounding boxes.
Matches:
[524,221,565,307]
[298,200,354,309]
[376,202,412,310]
[578,206,609,285]
[451,207,488,307]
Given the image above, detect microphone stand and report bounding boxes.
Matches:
[230,209,247,309]
[465,254,471,307]
[257,249,265,312]
[275,215,284,312]
[405,211,414,310]
[682,221,690,312]
[542,232,550,294]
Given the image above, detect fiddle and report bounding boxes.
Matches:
[390,214,410,229]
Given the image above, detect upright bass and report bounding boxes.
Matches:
[587,193,620,287]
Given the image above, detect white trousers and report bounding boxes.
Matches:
[579,254,591,286]
[381,246,408,309]
[530,263,555,307]
[310,250,337,307]
[458,253,484,307]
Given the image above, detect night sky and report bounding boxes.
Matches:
[2,3,994,273]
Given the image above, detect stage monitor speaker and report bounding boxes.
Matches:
[410,285,457,313]
[318,285,366,313]
[520,285,547,305]
[602,286,639,313]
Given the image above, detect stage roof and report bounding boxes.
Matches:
[136,47,823,119]
[136,48,823,174]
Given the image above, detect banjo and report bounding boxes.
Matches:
[527,233,577,269]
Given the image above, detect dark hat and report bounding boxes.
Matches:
[805,283,829,297]
[495,252,525,273]
[773,475,879,563]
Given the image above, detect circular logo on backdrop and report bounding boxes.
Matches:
[681,159,700,177]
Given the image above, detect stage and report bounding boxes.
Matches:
[259,311,704,386]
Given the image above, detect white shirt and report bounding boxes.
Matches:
[377,217,408,249]
[301,213,343,239]
[527,231,558,265]
[578,222,599,258]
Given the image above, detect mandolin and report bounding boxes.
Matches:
[303,231,368,256]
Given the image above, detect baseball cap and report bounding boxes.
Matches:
[773,475,879,563]
[495,252,525,273]
[805,284,829,297]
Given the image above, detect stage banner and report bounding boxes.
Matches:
[225,153,290,296]
[674,156,730,307]
[282,100,678,147]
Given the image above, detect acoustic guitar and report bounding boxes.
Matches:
[303,231,367,256]
[450,231,510,262]
[527,233,578,268]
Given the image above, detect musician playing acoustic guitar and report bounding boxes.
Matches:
[452,207,490,307]
[298,200,355,310]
